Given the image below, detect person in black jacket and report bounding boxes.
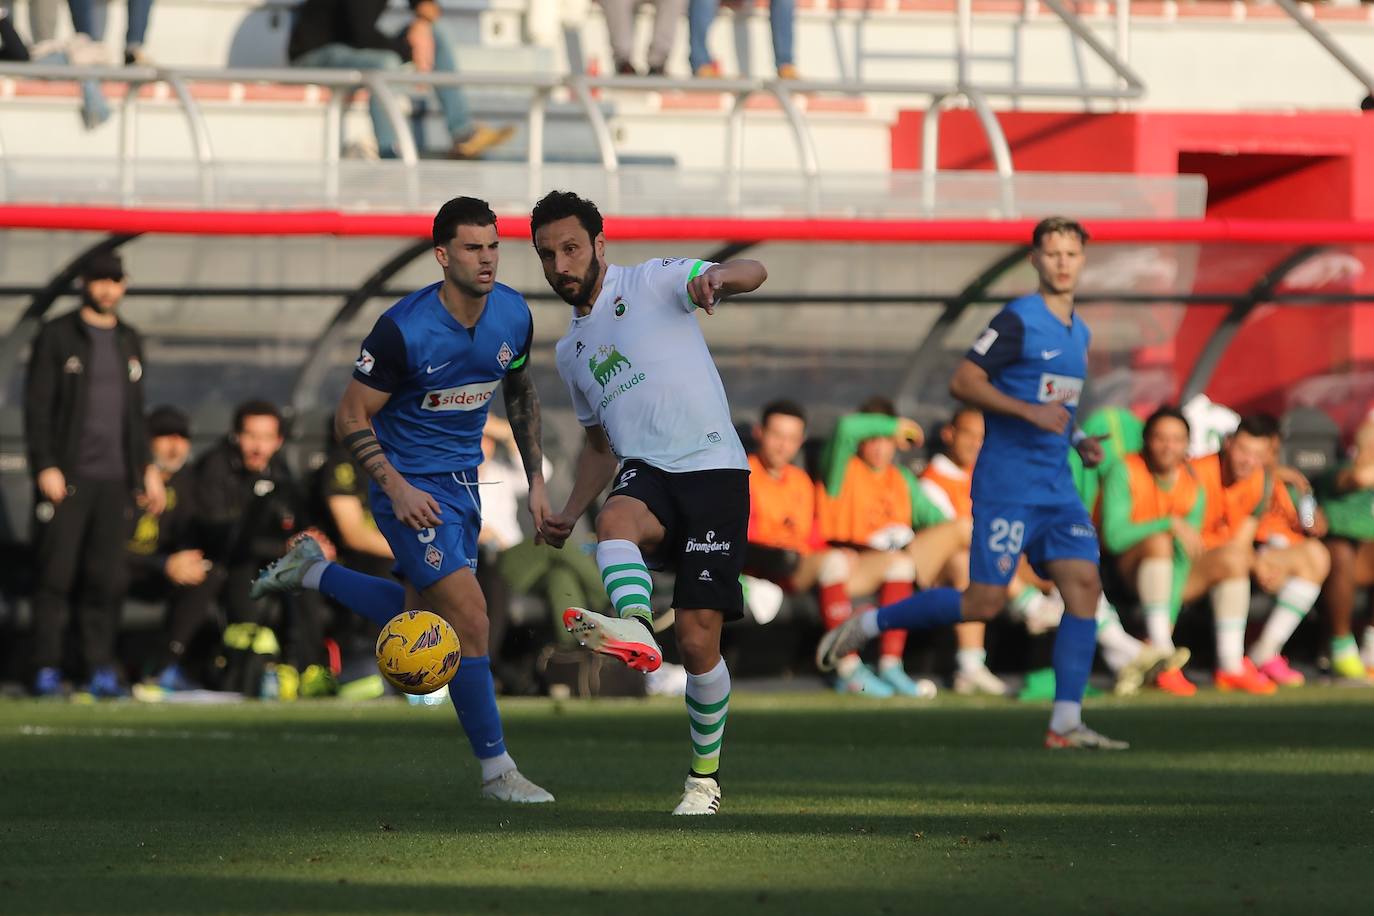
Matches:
[189,400,330,694]
[288,0,512,160]
[24,250,164,698]
[125,406,221,691]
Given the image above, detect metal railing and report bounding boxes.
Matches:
[0,53,1144,216]
[1275,0,1374,96]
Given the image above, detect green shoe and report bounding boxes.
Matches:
[1017,667,1104,702]
[1332,652,1371,681]
[300,664,338,698]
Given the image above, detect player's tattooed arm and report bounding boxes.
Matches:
[335,381,400,492]
[501,368,545,485]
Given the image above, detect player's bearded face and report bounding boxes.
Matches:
[553,253,600,308]
[81,278,125,315]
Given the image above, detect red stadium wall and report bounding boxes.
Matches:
[892,109,1374,418]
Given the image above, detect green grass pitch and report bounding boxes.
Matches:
[2,688,1371,915]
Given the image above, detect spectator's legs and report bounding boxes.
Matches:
[292,44,404,158]
[1183,544,1254,677]
[166,566,226,662]
[31,482,93,676]
[66,0,95,37]
[687,0,719,73]
[124,0,152,55]
[29,0,61,42]
[1250,541,1328,671]
[602,0,636,70]
[767,0,795,70]
[646,0,685,72]
[1120,531,1176,651]
[428,26,475,141]
[876,554,913,674]
[74,479,133,676]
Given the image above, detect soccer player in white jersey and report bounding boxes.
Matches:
[531,191,767,816]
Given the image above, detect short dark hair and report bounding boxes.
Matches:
[1032,216,1090,249]
[761,399,806,428]
[530,190,604,243]
[146,405,190,440]
[857,395,896,417]
[949,404,981,428]
[1143,405,1190,441]
[234,399,282,434]
[432,196,497,247]
[81,250,125,283]
[1235,412,1280,440]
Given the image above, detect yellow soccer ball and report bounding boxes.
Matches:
[375,610,462,695]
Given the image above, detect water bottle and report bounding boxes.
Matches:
[1299,493,1318,531]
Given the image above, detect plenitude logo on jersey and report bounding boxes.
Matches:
[421,379,500,412]
[588,344,646,410]
[1037,373,1083,407]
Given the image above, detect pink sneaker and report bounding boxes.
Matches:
[1256,655,1305,687]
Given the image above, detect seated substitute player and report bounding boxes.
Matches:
[1186,414,1282,694]
[816,398,966,697]
[1097,405,1200,696]
[254,197,554,803]
[818,216,1128,749]
[1245,416,1330,686]
[531,190,767,816]
[1317,417,1374,680]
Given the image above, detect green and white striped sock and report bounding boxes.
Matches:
[1250,578,1320,664]
[686,658,730,779]
[596,539,653,626]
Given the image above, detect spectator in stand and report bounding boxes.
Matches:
[189,400,332,697]
[1188,414,1286,695]
[124,407,218,691]
[476,415,605,649]
[0,1,58,45]
[0,4,112,129]
[24,249,165,698]
[688,0,796,79]
[288,0,513,159]
[66,0,154,65]
[816,396,963,698]
[603,0,682,76]
[1317,417,1374,680]
[1245,418,1329,686]
[1098,406,1202,696]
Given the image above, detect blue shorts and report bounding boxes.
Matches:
[969,499,1100,586]
[370,470,482,592]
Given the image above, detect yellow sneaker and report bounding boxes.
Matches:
[450,124,515,160]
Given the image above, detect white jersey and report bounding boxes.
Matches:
[554,258,748,473]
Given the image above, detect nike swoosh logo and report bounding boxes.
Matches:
[1041,350,1062,360]
[484,740,502,748]
[426,361,453,374]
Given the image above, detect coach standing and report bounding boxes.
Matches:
[24,251,165,697]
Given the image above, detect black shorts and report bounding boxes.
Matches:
[610,459,750,620]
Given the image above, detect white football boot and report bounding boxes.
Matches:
[671,776,721,816]
[481,769,555,803]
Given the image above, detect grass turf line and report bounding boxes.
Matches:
[1,689,1371,915]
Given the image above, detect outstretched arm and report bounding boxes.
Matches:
[687,259,768,314]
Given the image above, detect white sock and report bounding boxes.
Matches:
[479,751,517,782]
[1050,700,1082,734]
[1095,596,1143,673]
[877,656,903,673]
[957,648,987,675]
[686,657,730,778]
[836,654,862,678]
[1362,626,1374,667]
[1250,578,1320,664]
[1139,557,1175,652]
[301,560,328,591]
[1211,577,1251,674]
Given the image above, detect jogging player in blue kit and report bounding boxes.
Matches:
[254,197,556,799]
[818,216,1128,750]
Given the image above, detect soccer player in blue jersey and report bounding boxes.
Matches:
[254,196,556,799]
[818,216,1128,749]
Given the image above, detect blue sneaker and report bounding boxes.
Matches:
[876,663,938,699]
[87,666,127,699]
[157,663,196,692]
[33,667,62,697]
[834,662,895,698]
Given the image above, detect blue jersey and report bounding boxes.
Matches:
[352,281,533,475]
[966,293,1090,508]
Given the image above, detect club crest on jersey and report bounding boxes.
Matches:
[575,341,585,357]
[589,345,632,389]
[497,341,514,369]
[997,554,1014,575]
[613,296,628,319]
[424,544,444,571]
[355,349,375,375]
[1037,373,1083,406]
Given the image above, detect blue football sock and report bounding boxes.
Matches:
[318,564,406,628]
[448,655,507,761]
[1052,612,1097,703]
[875,587,963,631]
